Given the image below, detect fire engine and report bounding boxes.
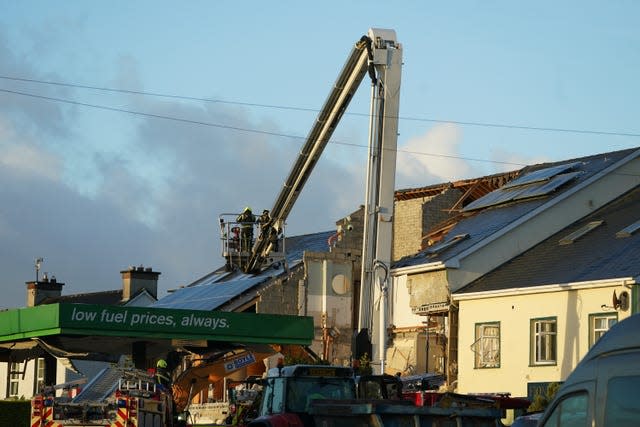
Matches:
[30,365,186,427]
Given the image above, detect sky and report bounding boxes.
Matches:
[1,1,639,309]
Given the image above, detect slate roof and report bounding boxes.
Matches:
[457,186,640,294]
[41,290,123,305]
[393,147,639,269]
[152,230,334,311]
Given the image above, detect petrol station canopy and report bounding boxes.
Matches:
[0,303,314,362]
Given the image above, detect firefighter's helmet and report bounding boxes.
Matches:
[157,359,167,369]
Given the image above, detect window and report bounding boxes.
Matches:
[559,220,603,245]
[34,358,46,394]
[270,378,284,413]
[589,313,617,347]
[616,219,640,238]
[261,377,284,415]
[471,322,500,368]
[605,376,640,425]
[9,362,22,397]
[541,392,588,427]
[531,318,557,365]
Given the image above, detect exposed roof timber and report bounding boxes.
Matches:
[395,170,520,203]
[415,172,520,248]
[423,216,461,246]
[449,182,482,212]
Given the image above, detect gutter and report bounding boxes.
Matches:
[391,261,446,277]
[452,277,636,301]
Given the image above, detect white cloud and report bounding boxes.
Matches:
[0,118,62,181]
[396,123,475,187]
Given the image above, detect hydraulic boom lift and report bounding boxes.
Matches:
[221,28,402,374]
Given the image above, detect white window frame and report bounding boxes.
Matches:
[531,318,557,366]
[589,313,617,347]
[471,322,500,368]
[9,361,22,397]
[34,357,46,394]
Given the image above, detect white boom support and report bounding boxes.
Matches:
[358,28,402,373]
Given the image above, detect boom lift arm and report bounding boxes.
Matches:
[243,29,402,289]
[239,29,402,374]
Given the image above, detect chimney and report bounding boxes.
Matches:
[26,274,64,307]
[120,266,160,301]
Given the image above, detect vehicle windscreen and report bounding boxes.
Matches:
[286,377,356,412]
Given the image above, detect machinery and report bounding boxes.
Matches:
[247,364,506,427]
[220,28,403,373]
[30,365,184,427]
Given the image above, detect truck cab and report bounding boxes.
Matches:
[250,365,356,427]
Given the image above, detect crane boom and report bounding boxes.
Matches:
[225,29,402,373]
[243,29,402,284]
[243,35,370,274]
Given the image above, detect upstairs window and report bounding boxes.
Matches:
[471,322,500,368]
[531,318,557,365]
[589,313,617,347]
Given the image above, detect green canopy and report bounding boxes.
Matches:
[0,303,314,361]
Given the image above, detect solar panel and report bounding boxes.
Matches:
[463,170,581,212]
[152,276,267,311]
[512,171,581,200]
[502,161,582,189]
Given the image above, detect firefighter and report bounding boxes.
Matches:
[258,209,280,251]
[257,209,271,234]
[155,359,172,390]
[236,207,256,252]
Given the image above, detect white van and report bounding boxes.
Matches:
[538,313,640,426]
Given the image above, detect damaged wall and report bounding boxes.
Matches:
[393,189,463,261]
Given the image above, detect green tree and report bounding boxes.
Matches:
[528,382,560,412]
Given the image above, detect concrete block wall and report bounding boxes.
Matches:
[331,207,365,259]
[393,189,463,261]
[256,265,305,316]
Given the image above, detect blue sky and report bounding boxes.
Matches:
[1,1,639,308]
